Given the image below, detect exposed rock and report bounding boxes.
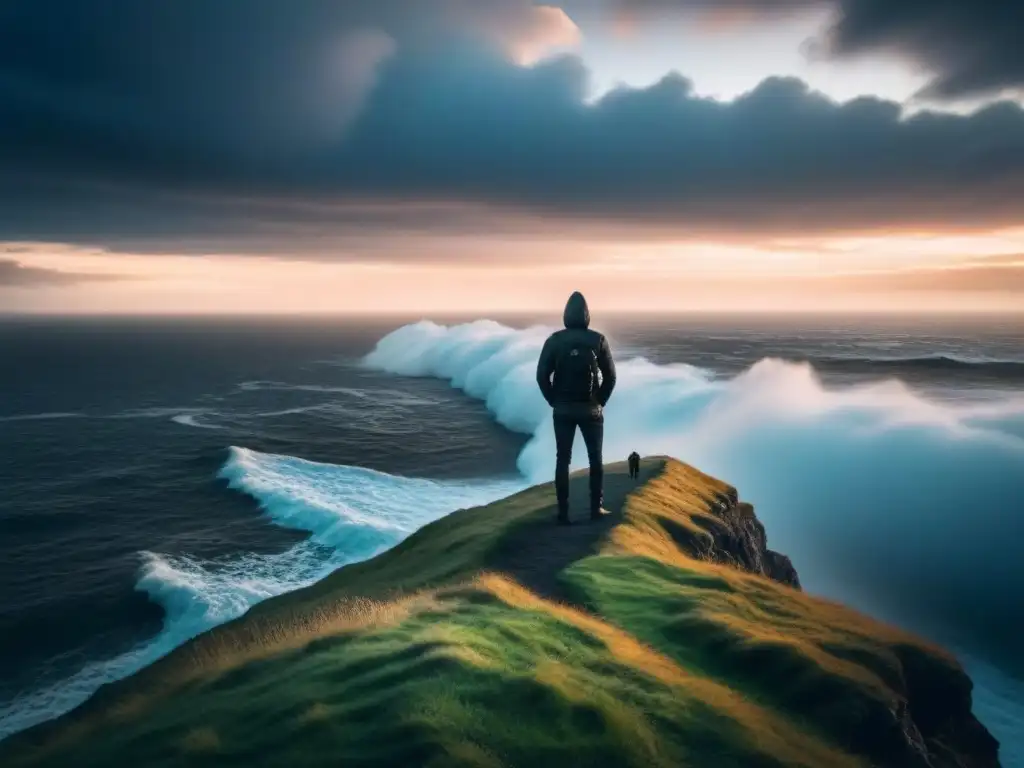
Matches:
[898,644,1002,768]
[671,485,802,589]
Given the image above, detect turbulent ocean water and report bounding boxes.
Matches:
[1,314,1022,761]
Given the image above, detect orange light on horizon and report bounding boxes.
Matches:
[3,229,1023,315]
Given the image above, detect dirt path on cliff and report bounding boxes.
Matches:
[490,459,661,602]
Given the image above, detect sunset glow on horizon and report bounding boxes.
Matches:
[5,225,1024,315]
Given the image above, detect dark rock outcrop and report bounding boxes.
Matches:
[897,645,1002,768]
[669,485,802,589]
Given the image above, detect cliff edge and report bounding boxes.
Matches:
[0,457,1000,768]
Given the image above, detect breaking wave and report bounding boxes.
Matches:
[0,446,520,740]
[819,354,1024,380]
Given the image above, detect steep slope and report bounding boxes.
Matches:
[0,458,1000,768]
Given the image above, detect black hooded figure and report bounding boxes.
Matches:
[536,292,617,524]
[628,451,640,479]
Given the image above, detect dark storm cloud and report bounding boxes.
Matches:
[0,0,563,175]
[0,259,125,286]
[1,0,1024,256]
[612,0,1024,101]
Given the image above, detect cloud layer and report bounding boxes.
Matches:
[612,0,1024,101]
[1,0,1023,256]
[0,258,124,287]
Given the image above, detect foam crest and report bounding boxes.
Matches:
[219,446,521,551]
[171,413,222,430]
[0,543,336,740]
[364,320,553,434]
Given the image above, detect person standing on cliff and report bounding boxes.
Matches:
[628,451,640,479]
[536,291,617,526]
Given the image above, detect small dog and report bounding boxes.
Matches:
[628,451,640,479]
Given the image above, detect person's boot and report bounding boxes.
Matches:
[589,483,605,519]
[556,505,571,526]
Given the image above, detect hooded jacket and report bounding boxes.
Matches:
[536,291,617,415]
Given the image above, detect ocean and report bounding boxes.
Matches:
[1,313,1022,762]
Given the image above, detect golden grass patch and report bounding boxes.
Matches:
[475,573,862,768]
[298,702,331,724]
[180,726,220,753]
[184,593,441,676]
[603,459,729,566]
[11,592,442,765]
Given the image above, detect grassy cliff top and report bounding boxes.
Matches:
[0,458,997,768]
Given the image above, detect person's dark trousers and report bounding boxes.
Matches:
[553,412,604,518]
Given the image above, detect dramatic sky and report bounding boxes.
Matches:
[2,0,1023,314]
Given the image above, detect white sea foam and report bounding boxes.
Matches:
[0,446,520,740]
[170,413,222,429]
[0,411,84,422]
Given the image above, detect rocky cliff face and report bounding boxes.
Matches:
[675,484,1001,768]
[669,484,802,589]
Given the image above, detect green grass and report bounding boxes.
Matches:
[0,458,975,768]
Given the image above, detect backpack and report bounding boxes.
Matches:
[555,340,599,403]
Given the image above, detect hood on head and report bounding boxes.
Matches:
[563,291,590,329]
